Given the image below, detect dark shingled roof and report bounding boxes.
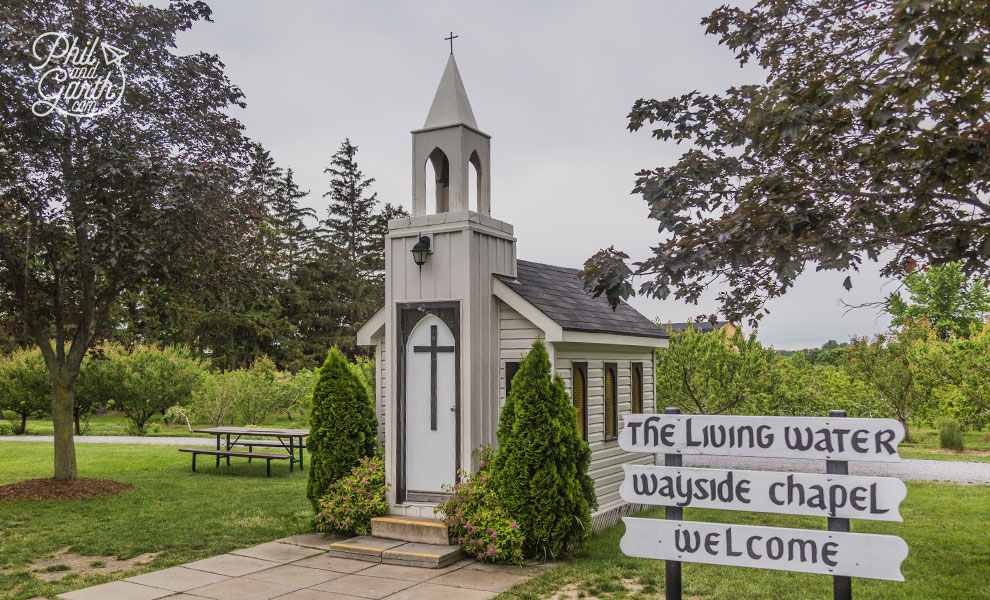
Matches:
[495,260,667,339]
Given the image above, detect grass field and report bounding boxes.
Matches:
[497,482,990,600]
[0,441,312,600]
[6,414,989,461]
[898,427,990,462]
[1,411,307,438]
[1,441,988,600]
[5,413,989,462]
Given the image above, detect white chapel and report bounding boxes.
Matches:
[356,54,669,526]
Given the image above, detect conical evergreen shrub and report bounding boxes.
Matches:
[491,339,596,559]
[306,347,377,510]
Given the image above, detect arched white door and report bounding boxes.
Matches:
[405,314,457,496]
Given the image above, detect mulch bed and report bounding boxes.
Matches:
[0,477,133,501]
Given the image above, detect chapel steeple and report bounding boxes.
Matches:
[412,53,491,217]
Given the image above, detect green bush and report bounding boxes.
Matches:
[490,339,596,560]
[88,344,205,432]
[314,455,388,536]
[0,348,51,434]
[184,369,240,428]
[937,417,965,451]
[230,356,279,425]
[306,347,377,511]
[170,362,316,431]
[272,368,318,421]
[438,447,525,564]
[349,356,375,399]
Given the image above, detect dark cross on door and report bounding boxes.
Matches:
[413,324,455,430]
[445,31,458,54]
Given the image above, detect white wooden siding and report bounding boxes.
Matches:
[554,344,658,507]
[376,337,387,446]
[383,214,517,506]
[497,300,542,406]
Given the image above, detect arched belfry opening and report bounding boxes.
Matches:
[468,150,482,213]
[427,147,450,213]
[412,54,491,217]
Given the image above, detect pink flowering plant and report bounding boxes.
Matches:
[436,446,525,565]
[315,455,389,536]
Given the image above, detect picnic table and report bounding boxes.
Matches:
[179,427,309,477]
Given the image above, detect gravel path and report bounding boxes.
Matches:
[3,435,989,484]
[0,435,216,446]
[683,454,990,485]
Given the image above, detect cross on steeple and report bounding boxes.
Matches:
[445,31,458,54]
[413,324,455,430]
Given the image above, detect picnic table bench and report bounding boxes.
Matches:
[179,427,309,477]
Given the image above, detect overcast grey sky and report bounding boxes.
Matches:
[168,0,895,350]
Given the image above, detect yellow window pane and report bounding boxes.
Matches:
[632,367,642,414]
[605,368,616,438]
[573,370,585,439]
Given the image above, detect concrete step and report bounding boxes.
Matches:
[371,515,453,546]
[326,535,403,562]
[327,535,465,569]
[382,542,466,569]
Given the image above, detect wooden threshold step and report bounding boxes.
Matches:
[371,514,452,545]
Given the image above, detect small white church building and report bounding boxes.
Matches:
[357,54,669,527]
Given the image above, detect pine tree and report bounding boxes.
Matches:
[491,340,597,559]
[306,347,378,510]
[320,140,407,355]
[270,168,317,275]
[283,250,349,370]
[324,139,382,279]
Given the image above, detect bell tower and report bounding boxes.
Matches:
[378,50,515,514]
[411,54,491,216]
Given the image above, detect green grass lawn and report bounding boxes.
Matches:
[897,427,990,462]
[0,441,312,600]
[2,411,308,438]
[5,415,989,463]
[1,441,988,600]
[498,482,990,600]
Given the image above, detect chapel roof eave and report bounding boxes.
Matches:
[356,307,386,346]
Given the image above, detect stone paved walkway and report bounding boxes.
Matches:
[57,534,547,600]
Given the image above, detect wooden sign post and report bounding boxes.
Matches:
[663,407,682,600]
[827,410,852,600]
[618,408,909,599]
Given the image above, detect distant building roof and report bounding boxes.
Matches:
[495,260,668,339]
[664,321,732,334]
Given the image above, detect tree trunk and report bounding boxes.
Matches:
[74,411,82,435]
[51,376,77,481]
[20,412,28,435]
[900,418,914,444]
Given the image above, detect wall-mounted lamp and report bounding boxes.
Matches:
[411,235,431,269]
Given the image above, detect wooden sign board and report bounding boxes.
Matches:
[620,517,909,581]
[619,414,904,462]
[620,465,907,521]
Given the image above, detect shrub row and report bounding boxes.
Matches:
[0,344,324,434]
